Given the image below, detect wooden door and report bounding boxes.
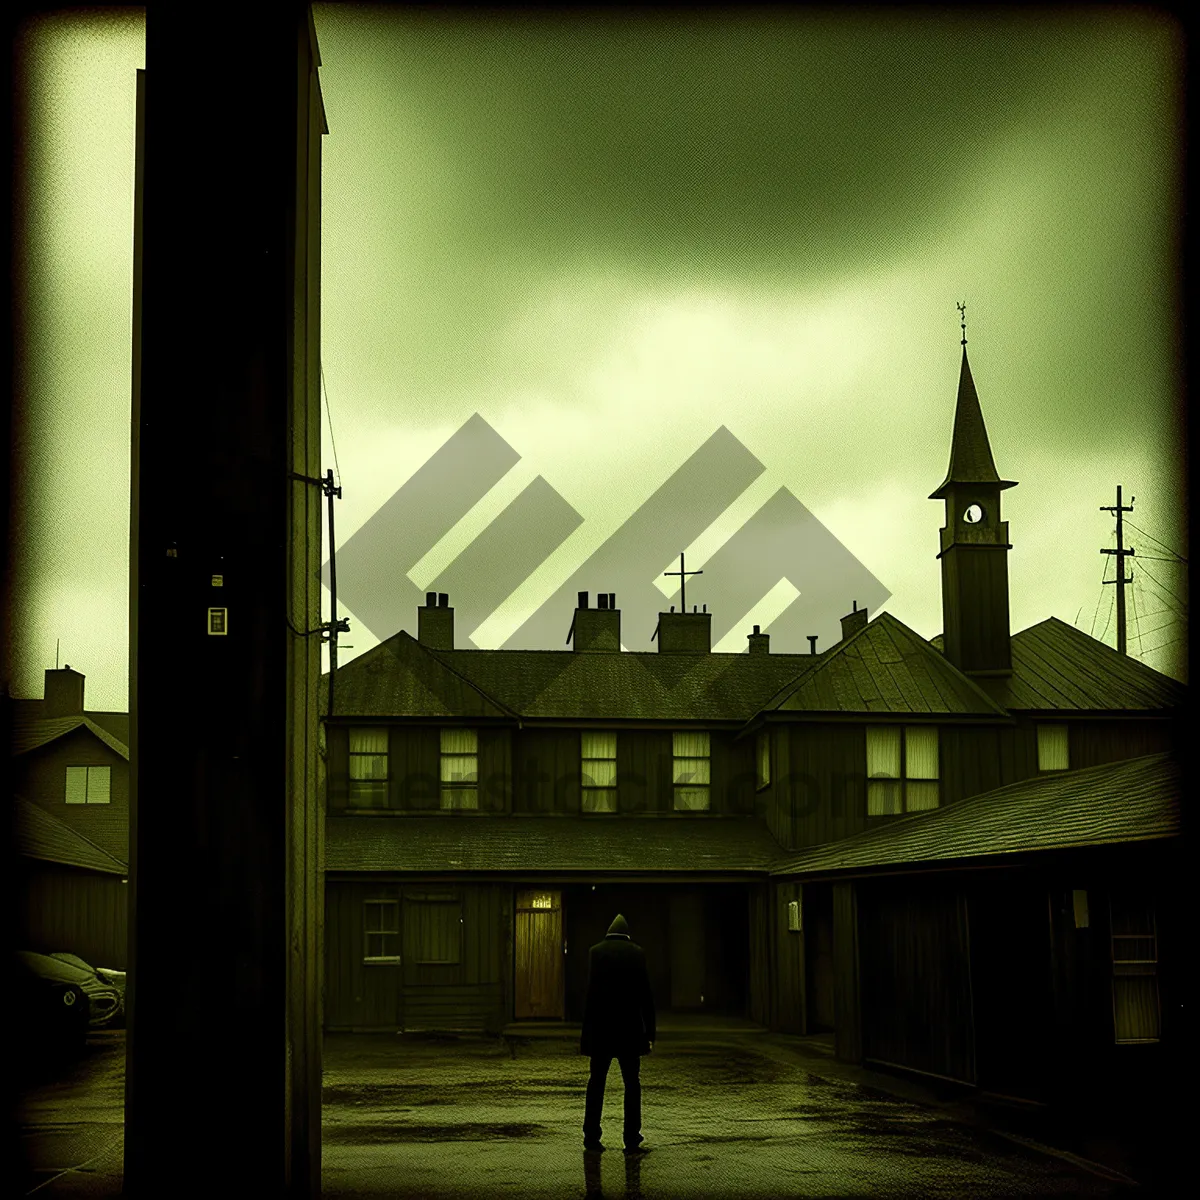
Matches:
[670,891,706,1009]
[515,889,563,1019]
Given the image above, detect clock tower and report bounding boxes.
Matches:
[930,319,1017,677]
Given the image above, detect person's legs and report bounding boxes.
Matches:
[617,1055,642,1148]
[583,1056,612,1145]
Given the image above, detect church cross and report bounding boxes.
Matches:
[664,551,703,613]
[957,301,967,347]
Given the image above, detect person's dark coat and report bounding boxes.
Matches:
[580,914,656,1058]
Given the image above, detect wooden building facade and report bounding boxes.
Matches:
[319,342,1184,1139]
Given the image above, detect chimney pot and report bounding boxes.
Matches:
[609,593,616,609]
[598,593,609,610]
[570,592,621,651]
[438,593,449,608]
[418,598,454,649]
[425,591,436,607]
[747,627,770,656]
[753,625,760,634]
[808,635,818,655]
[578,591,589,609]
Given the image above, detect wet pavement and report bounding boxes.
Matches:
[13,1024,1153,1197]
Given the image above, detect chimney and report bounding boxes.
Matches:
[747,624,770,656]
[418,592,455,650]
[44,666,85,717]
[807,635,819,655]
[652,609,711,654]
[568,591,621,652]
[839,600,868,643]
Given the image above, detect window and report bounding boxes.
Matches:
[787,898,801,932]
[581,731,617,813]
[349,727,388,807]
[756,730,770,790]
[404,893,461,964]
[1110,895,1160,1042]
[362,899,400,964]
[65,766,110,805]
[866,726,939,815]
[1037,723,1069,772]
[673,731,710,811]
[440,728,478,809]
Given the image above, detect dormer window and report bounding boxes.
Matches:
[65,765,110,805]
[1037,724,1069,772]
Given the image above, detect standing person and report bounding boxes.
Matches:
[580,913,656,1154]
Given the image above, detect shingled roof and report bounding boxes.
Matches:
[13,797,128,874]
[930,618,1185,712]
[761,611,1009,718]
[1000,617,1186,711]
[327,631,827,723]
[327,815,785,874]
[771,751,1180,877]
[11,714,129,760]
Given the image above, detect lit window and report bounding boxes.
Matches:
[440,728,478,810]
[65,765,110,805]
[866,726,939,815]
[756,730,770,790]
[787,898,801,932]
[1037,724,1070,772]
[349,727,388,808]
[405,893,462,964]
[1110,895,1160,1042]
[581,731,617,813]
[362,899,400,964]
[673,731,710,811]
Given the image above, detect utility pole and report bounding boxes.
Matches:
[1101,485,1136,654]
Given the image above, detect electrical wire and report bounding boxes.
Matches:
[321,362,342,489]
[1125,518,1186,562]
[1136,562,1188,612]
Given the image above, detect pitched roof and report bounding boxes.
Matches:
[929,348,1017,500]
[321,632,517,720]
[11,714,129,759]
[327,815,785,874]
[771,752,1180,877]
[13,797,128,874]
[762,611,1010,718]
[998,617,1186,711]
[327,631,827,723]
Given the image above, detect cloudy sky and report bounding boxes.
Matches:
[9,6,1187,710]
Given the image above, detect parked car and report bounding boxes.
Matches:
[17,951,123,1029]
[14,954,91,1063]
[49,953,126,1026]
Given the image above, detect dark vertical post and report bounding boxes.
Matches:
[127,6,325,1196]
[326,467,339,718]
[1101,485,1136,656]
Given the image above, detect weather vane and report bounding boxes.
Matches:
[957,301,967,347]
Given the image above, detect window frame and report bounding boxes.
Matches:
[756,729,770,791]
[348,726,390,809]
[65,765,111,805]
[581,730,618,814]
[865,724,940,816]
[1109,894,1160,1044]
[439,727,479,811]
[1037,723,1070,773]
[362,898,401,965]
[672,730,711,812]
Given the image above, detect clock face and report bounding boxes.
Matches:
[963,503,985,524]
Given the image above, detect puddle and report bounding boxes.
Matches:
[325,1122,545,1145]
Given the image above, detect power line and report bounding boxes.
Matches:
[1125,518,1186,562]
[320,363,342,489]
[1099,586,1115,644]
[1134,554,1187,564]
[1136,561,1188,611]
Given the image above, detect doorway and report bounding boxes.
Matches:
[514,889,564,1019]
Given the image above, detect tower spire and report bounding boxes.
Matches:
[929,311,1016,501]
